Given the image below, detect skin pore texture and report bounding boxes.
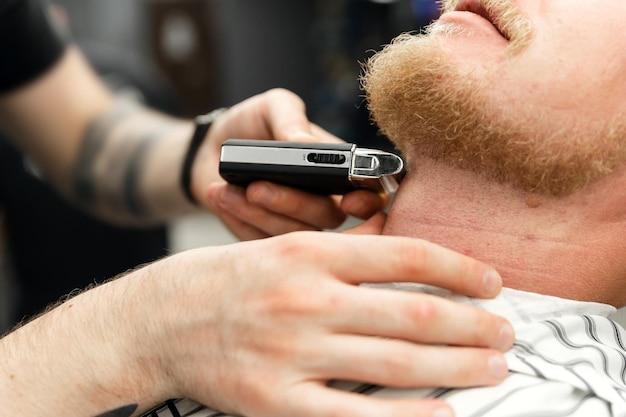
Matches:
[362,0,626,306]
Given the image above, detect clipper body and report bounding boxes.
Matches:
[219,139,405,195]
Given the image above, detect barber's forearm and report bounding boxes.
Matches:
[69,100,197,225]
[0,268,171,417]
[0,47,199,226]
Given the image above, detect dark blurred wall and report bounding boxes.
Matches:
[53,0,421,143]
[0,0,432,329]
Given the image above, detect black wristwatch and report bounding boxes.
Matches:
[180,107,228,204]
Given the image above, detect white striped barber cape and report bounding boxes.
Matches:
[142,287,626,417]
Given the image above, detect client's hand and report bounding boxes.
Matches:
[191,88,387,240]
[150,216,513,417]
[0,216,512,417]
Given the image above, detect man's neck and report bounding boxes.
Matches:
[383,158,626,306]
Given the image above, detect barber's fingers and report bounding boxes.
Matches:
[322,287,512,351]
[205,183,317,239]
[239,88,342,144]
[308,122,345,143]
[340,189,390,220]
[209,90,343,155]
[245,181,347,229]
[246,183,388,224]
[281,383,452,417]
[205,181,388,239]
[261,89,343,144]
[256,88,316,141]
[210,207,270,241]
[341,211,387,235]
[246,183,389,230]
[207,182,349,237]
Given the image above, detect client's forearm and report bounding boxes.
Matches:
[67,99,197,225]
[0,268,169,417]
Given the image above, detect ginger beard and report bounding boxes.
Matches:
[362,0,626,196]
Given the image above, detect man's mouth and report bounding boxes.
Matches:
[453,0,510,41]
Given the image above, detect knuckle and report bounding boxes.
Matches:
[271,233,311,260]
[405,297,439,326]
[454,350,503,385]
[419,348,489,387]
[250,280,340,321]
[471,311,504,346]
[279,191,309,215]
[273,232,333,261]
[382,349,416,382]
[265,87,293,99]
[253,285,316,317]
[398,240,432,276]
[234,376,280,417]
[263,88,304,110]
[456,258,487,293]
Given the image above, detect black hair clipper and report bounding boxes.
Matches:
[219,139,405,195]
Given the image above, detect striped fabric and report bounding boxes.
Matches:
[144,287,626,417]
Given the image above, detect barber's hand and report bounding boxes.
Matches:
[191,88,388,240]
[145,224,514,417]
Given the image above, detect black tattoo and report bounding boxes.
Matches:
[94,404,138,417]
[72,99,175,221]
[74,100,137,206]
[123,133,161,217]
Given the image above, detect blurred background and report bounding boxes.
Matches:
[0,0,441,331]
[3,0,623,331]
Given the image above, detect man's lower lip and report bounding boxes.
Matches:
[438,11,507,41]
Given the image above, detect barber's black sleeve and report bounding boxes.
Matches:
[0,0,68,94]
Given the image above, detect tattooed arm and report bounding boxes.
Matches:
[69,99,195,224]
[0,47,195,225]
[0,46,386,231]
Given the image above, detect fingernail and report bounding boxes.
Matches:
[432,407,454,417]
[482,269,502,295]
[494,322,515,351]
[488,354,508,380]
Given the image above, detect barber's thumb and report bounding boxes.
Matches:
[285,130,319,142]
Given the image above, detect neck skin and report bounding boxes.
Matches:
[383,157,626,307]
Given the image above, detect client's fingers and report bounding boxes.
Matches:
[323,287,512,351]
[305,336,508,388]
[283,384,452,417]
[309,233,502,299]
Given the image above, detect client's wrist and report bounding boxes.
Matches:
[62,267,179,413]
[0,269,170,416]
[99,265,182,405]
